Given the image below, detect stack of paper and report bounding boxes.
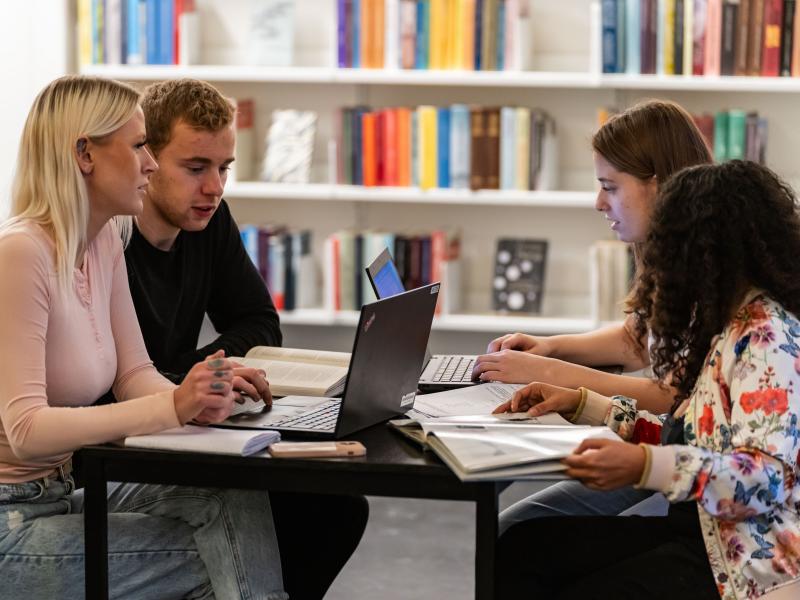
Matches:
[124,425,281,457]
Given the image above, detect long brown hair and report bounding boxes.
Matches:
[630,161,800,407]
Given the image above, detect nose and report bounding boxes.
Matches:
[595,189,608,212]
[202,170,225,197]
[142,146,158,174]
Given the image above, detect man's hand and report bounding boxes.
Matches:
[230,361,273,408]
[562,439,646,490]
[472,349,557,383]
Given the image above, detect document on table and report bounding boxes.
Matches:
[406,383,526,419]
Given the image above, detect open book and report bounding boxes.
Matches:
[232,346,351,397]
[124,425,281,457]
[391,415,619,482]
[391,383,620,481]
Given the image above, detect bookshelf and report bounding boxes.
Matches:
[73,0,800,353]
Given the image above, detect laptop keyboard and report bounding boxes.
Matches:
[433,356,475,383]
[270,400,341,431]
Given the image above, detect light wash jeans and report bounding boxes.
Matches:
[0,475,287,600]
[499,480,669,535]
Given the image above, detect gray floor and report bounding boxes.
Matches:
[324,482,550,599]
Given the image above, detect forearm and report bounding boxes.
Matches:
[539,359,674,413]
[547,320,647,372]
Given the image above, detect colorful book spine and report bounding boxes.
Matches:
[415,0,430,68]
[780,0,796,76]
[145,0,159,64]
[761,0,783,76]
[400,0,417,68]
[602,0,621,72]
[625,0,641,73]
[499,106,517,189]
[683,0,694,73]
[703,0,722,76]
[338,0,349,67]
[353,0,361,67]
[727,109,747,159]
[362,112,378,186]
[747,0,764,75]
[515,107,531,191]
[692,0,708,74]
[437,107,451,188]
[713,110,729,162]
[719,0,738,75]
[663,0,676,74]
[418,106,438,189]
[449,105,471,190]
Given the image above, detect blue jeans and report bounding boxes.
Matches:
[0,475,287,600]
[499,480,669,534]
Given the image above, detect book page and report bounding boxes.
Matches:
[243,346,351,367]
[234,357,347,396]
[125,425,280,456]
[406,383,525,419]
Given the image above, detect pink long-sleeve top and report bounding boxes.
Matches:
[0,220,180,483]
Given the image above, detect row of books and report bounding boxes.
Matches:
[336,0,532,71]
[323,230,462,313]
[77,0,200,66]
[598,106,769,163]
[590,240,634,322]
[240,226,318,312]
[337,105,558,191]
[601,0,800,77]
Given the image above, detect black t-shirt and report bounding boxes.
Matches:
[123,200,282,383]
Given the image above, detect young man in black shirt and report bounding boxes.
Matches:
[124,78,368,599]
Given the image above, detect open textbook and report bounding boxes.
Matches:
[124,425,281,457]
[232,346,351,397]
[392,383,620,481]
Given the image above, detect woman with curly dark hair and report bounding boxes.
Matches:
[493,161,800,599]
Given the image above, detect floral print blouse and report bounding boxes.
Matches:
[581,292,800,599]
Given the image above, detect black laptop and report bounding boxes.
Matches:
[366,248,478,391]
[221,283,439,439]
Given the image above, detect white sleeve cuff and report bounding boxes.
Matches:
[575,389,612,426]
[638,444,676,492]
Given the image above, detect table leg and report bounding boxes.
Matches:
[83,455,109,600]
[474,483,499,600]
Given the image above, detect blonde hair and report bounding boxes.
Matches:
[6,75,140,294]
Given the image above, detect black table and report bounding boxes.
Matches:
[81,424,503,599]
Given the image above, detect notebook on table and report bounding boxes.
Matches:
[218,283,440,439]
[366,248,478,391]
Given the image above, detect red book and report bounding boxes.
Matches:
[693,0,708,75]
[704,0,723,76]
[361,113,377,186]
[383,108,399,186]
[761,0,784,76]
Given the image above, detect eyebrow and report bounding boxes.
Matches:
[180,157,236,165]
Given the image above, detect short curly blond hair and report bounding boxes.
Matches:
[141,78,235,154]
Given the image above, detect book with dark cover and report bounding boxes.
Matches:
[761,0,783,76]
[720,0,738,75]
[734,0,750,74]
[484,107,501,190]
[602,0,621,73]
[420,235,432,285]
[641,0,658,73]
[674,0,685,74]
[492,238,548,314]
[747,0,765,74]
[283,233,295,311]
[780,0,796,75]
[354,233,364,306]
[469,107,486,190]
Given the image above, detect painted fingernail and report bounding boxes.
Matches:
[214,370,226,377]
[208,359,224,368]
[211,382,226,390]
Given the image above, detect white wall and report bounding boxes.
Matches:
[0,2,72,220]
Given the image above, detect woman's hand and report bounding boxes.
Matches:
[230,362,273,409]
[563,439,647,490]
[486,332,555,356]
[472,350,555,383]
[492,381,582,419]
[173,350,236,425]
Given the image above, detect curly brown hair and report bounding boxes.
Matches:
[141,78,235,155]
[630,161,800,408]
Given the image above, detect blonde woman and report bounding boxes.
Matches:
[0,76,286,599]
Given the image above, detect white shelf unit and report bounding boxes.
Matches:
[75,0,800,351]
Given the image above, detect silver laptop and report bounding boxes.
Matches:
[366,248,478,392]
[220,283,440,439]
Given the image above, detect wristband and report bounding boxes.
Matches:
[570,387,589,423]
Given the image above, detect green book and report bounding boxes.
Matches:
[713,111,730,163]
[727,109,747,160]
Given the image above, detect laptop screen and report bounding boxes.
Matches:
[372,258,405,298]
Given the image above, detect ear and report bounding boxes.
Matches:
[75,137,94,175]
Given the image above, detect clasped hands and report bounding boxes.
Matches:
[174,350,272,426]
[492,381,646,491]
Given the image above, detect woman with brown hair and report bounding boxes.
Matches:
[476,100,714,530]
[493,160,800,599]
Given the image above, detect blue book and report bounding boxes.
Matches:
[353,0,360,68]
[240,226,260,271]
[126,0,141,63]
[449,105,471,189]
[474,0,483,70]
[157,0,173,64]
[145,0,159,64]
[437,107,451,188]
[496,0,505,70]
[624,0,640,74]
[601,0,619,73]
[415,1,429,69]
